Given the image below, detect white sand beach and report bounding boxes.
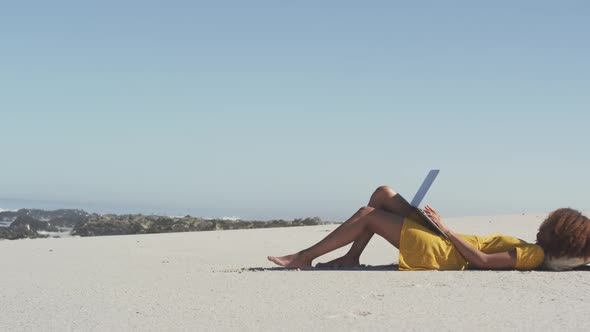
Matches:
[1,213,589,331]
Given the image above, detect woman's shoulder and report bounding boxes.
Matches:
[479,234,545,270]
[514,243,545,270]
[479,233,532,249]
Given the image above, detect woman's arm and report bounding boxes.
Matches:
[424,205,517,270]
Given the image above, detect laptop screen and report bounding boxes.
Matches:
[410,170,440,207]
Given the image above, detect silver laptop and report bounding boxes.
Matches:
[410,170,449,239]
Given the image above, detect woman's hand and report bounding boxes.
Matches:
[423,205,518,269]
[424,205,451,234]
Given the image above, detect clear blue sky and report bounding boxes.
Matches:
[1,1,588,220]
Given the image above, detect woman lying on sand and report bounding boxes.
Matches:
[268,186,590,270]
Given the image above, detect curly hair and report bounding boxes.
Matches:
[536,208,590,259]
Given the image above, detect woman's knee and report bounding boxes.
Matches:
[375,185,397,196]
[369,186,397,208]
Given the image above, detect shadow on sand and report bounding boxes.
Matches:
[239,264,590,272]
[567,265,590,271]
[244,264,399,272]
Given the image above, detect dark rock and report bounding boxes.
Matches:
[0,209,89,228]
[0,210,19,222]
[0,227,48,240]
[79,214,216,236]
[71,214,139,237]
[147,217,175,233]
[3,208,329,238]
[10,215,59,232]
[70,213,326,237]
[267,220,291,228]
[48,214,88,228]
[294,217,324,226]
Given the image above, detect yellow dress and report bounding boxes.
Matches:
[398,212,545,271]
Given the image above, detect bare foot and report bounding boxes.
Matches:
[315,255,360,269]
[267,253,312,269]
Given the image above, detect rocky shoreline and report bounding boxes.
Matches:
[0,209,328,240]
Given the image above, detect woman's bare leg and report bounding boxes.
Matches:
[267,206,405,269]
[316,185,415,268]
